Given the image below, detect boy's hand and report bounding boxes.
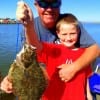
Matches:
[16,1,33,25]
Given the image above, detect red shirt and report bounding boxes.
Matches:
[37,42,91,100]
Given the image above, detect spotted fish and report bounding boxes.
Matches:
[7,44,48,100]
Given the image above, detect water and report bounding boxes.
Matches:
[0,24,24,76]
[82,22,100,71]
[0,23,100,76]
[82,22,100,45]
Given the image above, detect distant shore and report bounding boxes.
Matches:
[0,18,20,24]
[0,22,20,24]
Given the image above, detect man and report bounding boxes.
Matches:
[0,0,99,93]
[17,0,99,80]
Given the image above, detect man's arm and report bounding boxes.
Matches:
[74,44,99,71]
[58,44,99,82]
[73,21,99,71]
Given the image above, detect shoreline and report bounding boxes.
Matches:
[0,22,21,24]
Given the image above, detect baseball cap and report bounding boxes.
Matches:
[35,0,61,8]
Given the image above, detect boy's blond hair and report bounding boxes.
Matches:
[56,13,79,32]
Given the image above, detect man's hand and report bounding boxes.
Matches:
[16,1,33,25]
[0,76,13,93]
[58,63,76,82]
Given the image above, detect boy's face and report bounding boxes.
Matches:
[57,23,79,49]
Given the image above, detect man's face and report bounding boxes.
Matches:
[35,0,61,28]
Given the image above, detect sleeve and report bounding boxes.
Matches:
[37,43,48,65]
[37,42,53,65]
[37,51,47,64]
[78,21,96,47]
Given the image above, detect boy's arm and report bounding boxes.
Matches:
[24,22,42,52]
[16,1,42,52]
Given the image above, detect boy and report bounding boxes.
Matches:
[36,13,92,100]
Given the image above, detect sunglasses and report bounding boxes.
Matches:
[37,0,61,8]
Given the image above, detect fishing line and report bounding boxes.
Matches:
[15,23,20,55]
[16,23,26,54]
[20,25,26,48]
[15,0,33,56]
[15,0,26,56]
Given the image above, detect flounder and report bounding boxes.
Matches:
[7,44,48,100]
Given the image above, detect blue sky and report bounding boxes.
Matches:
[0,0,100,22]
